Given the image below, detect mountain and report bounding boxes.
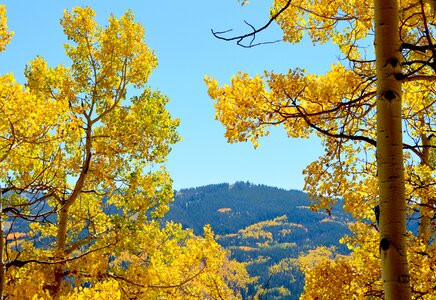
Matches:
[164,181,354,299]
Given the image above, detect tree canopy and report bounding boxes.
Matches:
[206,0,436,298]
[0,6,250,299]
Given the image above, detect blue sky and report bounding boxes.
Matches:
[0,1,338,190]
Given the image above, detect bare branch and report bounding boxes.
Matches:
[5,241,115,270]
[211,0,293,48]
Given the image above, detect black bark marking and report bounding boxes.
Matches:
[384,90,396,101]
[398,274,410,284]
[380,238,390,251]
[394,73,405,80]
[388,57,399,68]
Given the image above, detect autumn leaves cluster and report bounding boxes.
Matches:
[1,0,436,299]
[206,0,436,299]
[0,6,249,299]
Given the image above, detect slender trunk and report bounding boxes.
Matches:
[374,0,412,299]
[51,206,69,299]
[51,125,92,299]
[0,190,5,300]
[418,131,431,244]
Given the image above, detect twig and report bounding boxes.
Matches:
[211,0,293,48]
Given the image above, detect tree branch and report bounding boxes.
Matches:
[292,97,378,147]
[5,241,115,270]
[211,0,292,48]
[101,259,207,290]
[401,75,436,82]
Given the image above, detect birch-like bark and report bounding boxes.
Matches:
[418,130,431,244]
[374,0,412,299]
[52,124,92,299]
[0,190,4,300]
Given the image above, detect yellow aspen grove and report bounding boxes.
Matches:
[0,5,12,51]
[374,0,411,298]
[1,6,58,299]
[206,0,436,298]
[0,6,250,299]
[0,6,10,298]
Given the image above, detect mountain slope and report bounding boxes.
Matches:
[164,182,353,299]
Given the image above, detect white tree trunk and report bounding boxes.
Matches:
[0,190,5,300]
[418,130,431,244]
[374,0,412,299]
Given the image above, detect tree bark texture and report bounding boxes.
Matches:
[374,0,412,299]
[0,191,5,300]
[418,129,432,244]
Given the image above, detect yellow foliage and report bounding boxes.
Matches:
[0,5,13,52]
[217,207,233,213]
[61,280,121,300]
[300,222,436,299]
[206,0,436,298]
[1,6,250,299]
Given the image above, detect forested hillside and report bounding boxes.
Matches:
[3,1,436,299]
[164,182,353,299]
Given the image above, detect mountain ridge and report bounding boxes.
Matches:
[164,181,353,299]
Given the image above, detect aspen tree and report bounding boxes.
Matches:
[0,6,251,299]
[374,1,411,297]
[206,0,436,298]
